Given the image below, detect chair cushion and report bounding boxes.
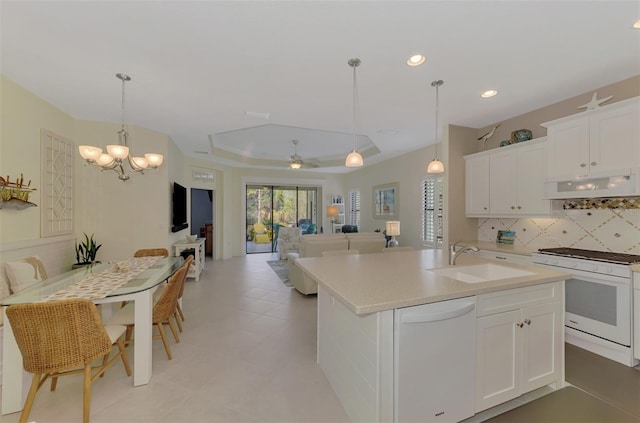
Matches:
[5,255,47,294]
[104,324,128,343]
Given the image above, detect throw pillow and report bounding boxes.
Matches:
[5,255,47,294]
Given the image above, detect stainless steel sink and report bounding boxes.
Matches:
[427,263,535,284]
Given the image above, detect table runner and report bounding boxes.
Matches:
[41,256,162,301]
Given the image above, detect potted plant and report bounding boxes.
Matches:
[74,233,102,268]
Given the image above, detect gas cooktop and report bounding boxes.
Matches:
[536,248,640,265]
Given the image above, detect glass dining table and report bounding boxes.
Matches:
[1,256,183,415]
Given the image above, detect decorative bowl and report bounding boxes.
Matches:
[510,129,532,143]
[186,235,197,242]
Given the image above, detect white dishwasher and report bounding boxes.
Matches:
[394,296,476,423]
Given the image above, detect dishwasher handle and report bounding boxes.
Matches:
[400,301,475,324]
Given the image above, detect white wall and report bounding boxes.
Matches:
[1,75,180,275]
[0,75,75,242]
[343,144,436,249]
[74,119,173,260]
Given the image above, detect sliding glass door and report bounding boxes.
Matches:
[246,185,318,254]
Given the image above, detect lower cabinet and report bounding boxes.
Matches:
[475,283,563,412]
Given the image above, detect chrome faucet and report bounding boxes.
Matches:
[449,241,479,265]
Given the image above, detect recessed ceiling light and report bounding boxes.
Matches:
[481,90,498,98]
[407,54,426,67]
[634,19,640,29]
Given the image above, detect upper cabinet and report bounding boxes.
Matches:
[490,141,550,216]
[542,97,640,181]
[465,154,490,215]
[465,138,550,218]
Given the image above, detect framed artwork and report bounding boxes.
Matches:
[373,182,398,219]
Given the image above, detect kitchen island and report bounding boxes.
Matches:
[296,249,570,423]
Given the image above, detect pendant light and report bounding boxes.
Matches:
[345,58,364,167]
[79,73,164,181]
[427,79,445,174]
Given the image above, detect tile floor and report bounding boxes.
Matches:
[2,253,639,422]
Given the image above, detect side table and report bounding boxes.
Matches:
[173,238,205,281]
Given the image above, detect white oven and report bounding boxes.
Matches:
[532,252,637,366]
[563,268,631,347]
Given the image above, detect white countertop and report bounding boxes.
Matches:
[296,249,569,315]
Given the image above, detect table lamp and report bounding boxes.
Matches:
[386,221,400,247]
[327,205,339,223]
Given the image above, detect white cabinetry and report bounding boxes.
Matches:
[173,238,205,281]
[489,141,550,216]
[543,97,640,180]
[465,154,490,215]
[475,282,563,412]
[465,138,550,217]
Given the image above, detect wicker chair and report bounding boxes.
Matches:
[107,256,192,360]
[133,248,169,258]
[6,299,131,423]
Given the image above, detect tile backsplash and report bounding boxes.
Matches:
[478,208,640,254]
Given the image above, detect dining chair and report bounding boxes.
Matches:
[126,248,170,307]
[173,255,192,332]
[107,256,191,360]
[6,298,131,423]
[133,248,169,258]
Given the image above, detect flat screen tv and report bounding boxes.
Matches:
[171,182,189,233]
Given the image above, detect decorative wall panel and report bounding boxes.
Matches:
[41,129,74,237]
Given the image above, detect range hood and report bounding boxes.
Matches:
[545,169,639,199]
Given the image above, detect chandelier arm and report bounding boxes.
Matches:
[127,154,143,171]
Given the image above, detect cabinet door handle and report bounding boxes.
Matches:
[517,206,522,210]
[483,207,487,210]
[511,206,515,210]
[580,163,586,168]
[591,161,597,166]
[524,319,531,325]
[516,322,524,328]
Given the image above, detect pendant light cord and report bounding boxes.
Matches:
[121,77,127,131]
[431,79,443,159]
[352,61,357,151]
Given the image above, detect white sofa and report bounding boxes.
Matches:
[287,232,386,295]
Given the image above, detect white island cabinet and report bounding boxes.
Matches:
[475,282,563,412]
[298,250,569,423]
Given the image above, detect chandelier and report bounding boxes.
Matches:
[79,73,163,181]
[427,79,445,174]
[345,58,364,167]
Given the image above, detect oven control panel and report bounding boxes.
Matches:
[532,254,632,279]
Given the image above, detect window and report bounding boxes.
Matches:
[422,176,443,248]
[348,190,361,228]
